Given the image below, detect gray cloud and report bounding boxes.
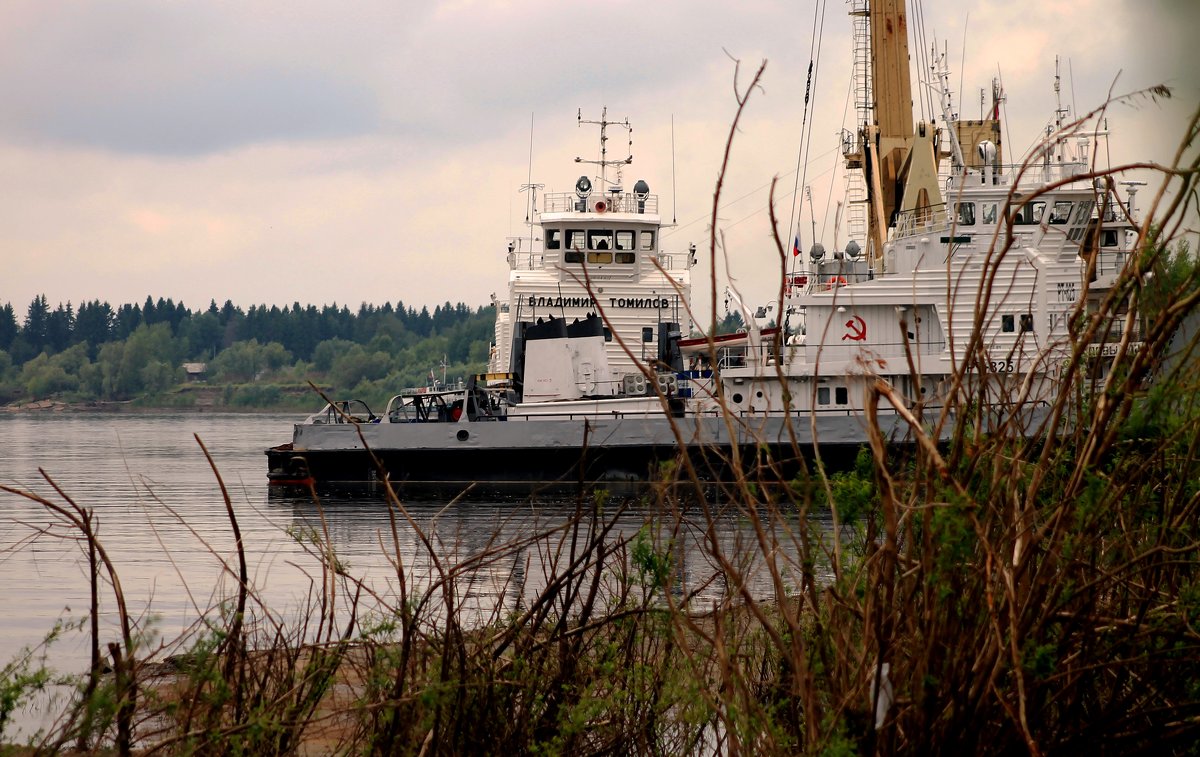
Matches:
[0,1,381,155]
[0,0,810,157]
[17,66,378,156]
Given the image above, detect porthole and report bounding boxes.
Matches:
[456,429,469,442]
[732,393,744,404]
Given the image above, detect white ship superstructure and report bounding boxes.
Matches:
[684,0,1140,422]
[489,110,693,384]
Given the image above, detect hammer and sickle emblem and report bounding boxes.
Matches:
[842,315,867,342]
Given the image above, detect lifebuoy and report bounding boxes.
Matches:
[826,276,847,288]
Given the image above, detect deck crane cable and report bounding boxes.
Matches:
[925,0,938,119]
[997,64,1014,164]
[727,157,840,233]
[662,144,842,240]
[791,0,829,267]
[959,13,969,123]
[910,0,934,121]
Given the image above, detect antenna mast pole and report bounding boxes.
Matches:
[576,107,633,189]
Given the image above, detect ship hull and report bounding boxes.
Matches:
[266,413,909,497]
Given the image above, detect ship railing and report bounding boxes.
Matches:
[808,271,872,290]
[1013,161,1090,185]
[505,248,692,272]
[892,203,950,239]
[1090,249,1130,281]
[504,408,674,421]
[687,404,950,419]
[955,161,1090,188]
[655,253,690,271]
[543,191,660,215]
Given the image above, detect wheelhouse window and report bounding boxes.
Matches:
[981,202,998,224]
[1050,201,1073,225]
[587,251,613,264]
[616,230,635,250]
[1013,201,1046,225]
[564,251,584,263]
[546,229,562,249]
[1101,229,1119,247]
[1072,201,1094,225]
[640,230,655,251]
[616,252,636,264]
[587,229,613,250]
[566,229,585,250]
[955,202,976,226]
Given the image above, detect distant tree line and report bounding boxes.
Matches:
[0,295,495,408]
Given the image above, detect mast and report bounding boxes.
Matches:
[869,0,913,143]
[576,107,633,190]
[854,0,943,270]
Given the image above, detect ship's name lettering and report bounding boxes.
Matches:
[525,295,672,309]
[526,296,598,308]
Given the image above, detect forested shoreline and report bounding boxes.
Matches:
[0,296,496,412]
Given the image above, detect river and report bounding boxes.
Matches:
[0,411,828,738]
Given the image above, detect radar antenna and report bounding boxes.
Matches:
[576,107,633,190]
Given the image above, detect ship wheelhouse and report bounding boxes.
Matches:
[491,113,693,385]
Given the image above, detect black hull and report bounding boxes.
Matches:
[266,439,863,498]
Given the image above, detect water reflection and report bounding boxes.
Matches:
[268,488,834,627]
[1,413,835,738]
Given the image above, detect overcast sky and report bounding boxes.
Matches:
[2,0,1196,322]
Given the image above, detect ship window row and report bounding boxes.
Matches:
[1001,313,1035,333]
[545,228,655,253]
[563,251,638,264]
[816,386,850,406]
[953,200,1091,228]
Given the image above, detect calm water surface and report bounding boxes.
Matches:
[1,412,822,734]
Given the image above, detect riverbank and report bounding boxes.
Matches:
[1,384,320,415]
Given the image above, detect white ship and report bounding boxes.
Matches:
[682,0,1141,424]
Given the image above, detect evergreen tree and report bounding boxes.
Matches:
[113,303,142,340]
[46,302,74,353]
[0,303,18,352]
[23,295,50,354]
[74,300,114,357]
